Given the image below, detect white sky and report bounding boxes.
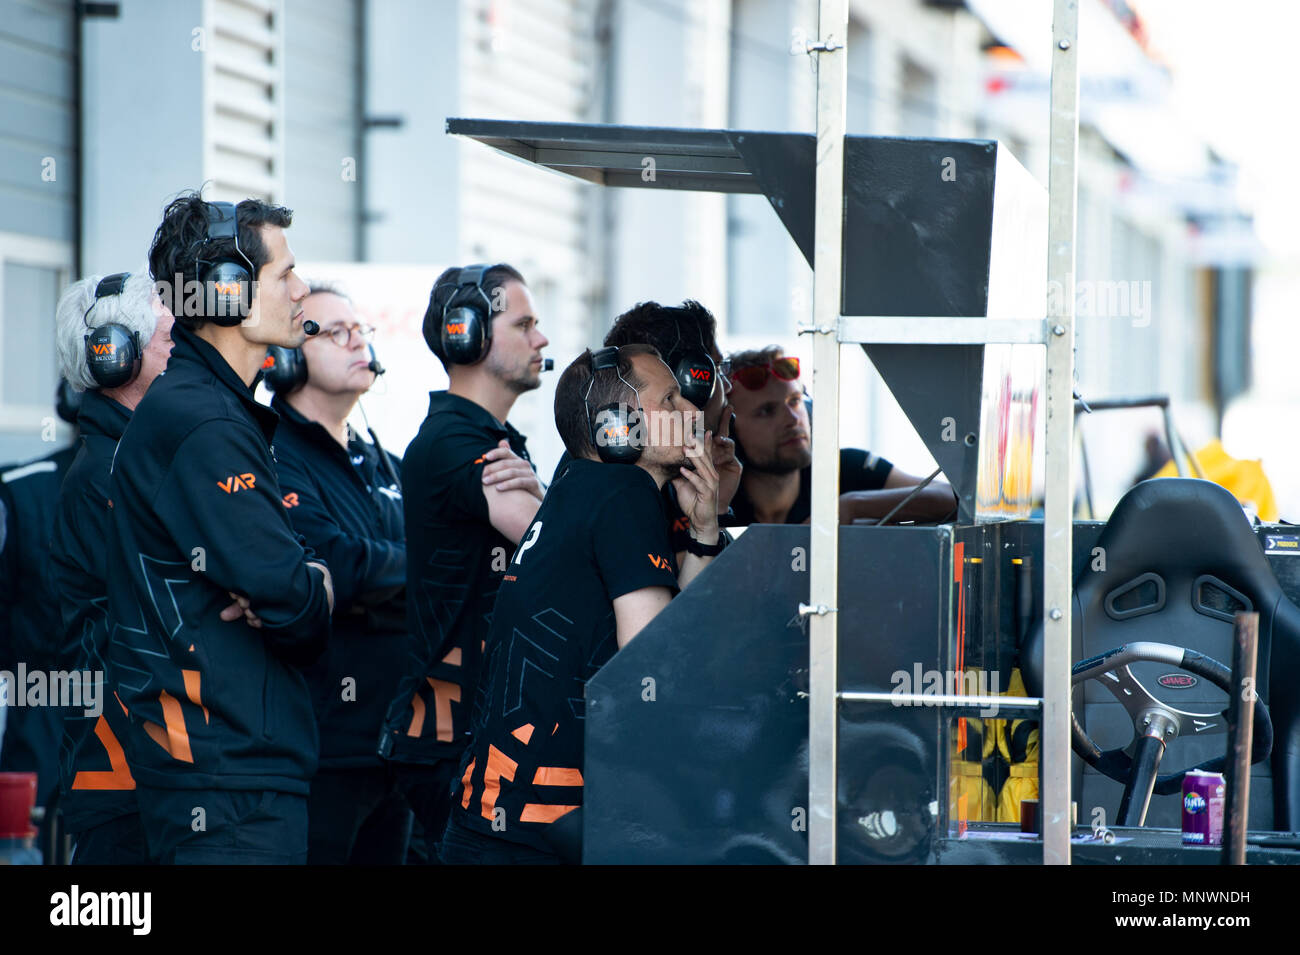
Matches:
[1137,0,1300,260]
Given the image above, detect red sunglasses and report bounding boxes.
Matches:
[731,356,800,391]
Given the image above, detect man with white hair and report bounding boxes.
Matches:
[49,271,174,864]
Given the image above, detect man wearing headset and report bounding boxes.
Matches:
[105,191,334,864]
[443,343,721,864]
[726,345,958,524]
[263,283,412,864]
[47,273,174,864]
[379,263,548,862]
[599,300,742,560]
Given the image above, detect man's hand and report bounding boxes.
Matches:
[306,561,334,614]
[672,428,720,544]
[221,593,263,628]
[482,439,545,500]
[713,411,742,515]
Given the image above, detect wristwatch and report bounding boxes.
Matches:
[685,529,726,557]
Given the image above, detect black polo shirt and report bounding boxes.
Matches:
[380,391,533,764]
[453,458,679,851]
[730,448,893,524]
[551,450,728,554]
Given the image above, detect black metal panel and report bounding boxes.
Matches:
[446,118,763,194]
[837,526,951,863]
[842,137,997,318]
[583,525,810,864]
[584,524,957,864]
[864,344,985,523]
[729,131,816,266]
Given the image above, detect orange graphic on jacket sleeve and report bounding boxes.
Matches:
[71,716,136,791]
[282,492,300,508]
[143,690,194,763]
[182,669,209,725]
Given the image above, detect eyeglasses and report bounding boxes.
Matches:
[731,356,800,391]
[322,323,375,348]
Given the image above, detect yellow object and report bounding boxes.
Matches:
[1152,439,1279,521]
[995,669,1040,823]
[950,704,998,823]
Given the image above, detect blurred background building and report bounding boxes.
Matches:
[0,0,1283,515]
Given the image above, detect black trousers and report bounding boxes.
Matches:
[307,765,412,865]
[136,786,307,865]
[70,812,154,865]
[392,760,460,865]
[438,812,561,865]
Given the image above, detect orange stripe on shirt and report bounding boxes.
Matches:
[479,744,517,822]
[520,804,580,824]
[460,758,477,810]
[532,766,583,787]
[427,677,460,742]
[511,723,534,745]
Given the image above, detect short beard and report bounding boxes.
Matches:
[744,445,811,475]
[486,353,540,394]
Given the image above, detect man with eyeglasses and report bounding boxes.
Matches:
[726,346,958,525]
[265,284,413,864]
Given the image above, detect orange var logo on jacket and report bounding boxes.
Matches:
[648,553,671,570]
[218,473,257,493]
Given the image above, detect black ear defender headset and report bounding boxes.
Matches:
[196,200,261,326]
[263,340,385,394]
[584,346,644,465]
[83,272,142,389]
[438,263,503,365]
[262,337,399,490]
[664,313,717,411]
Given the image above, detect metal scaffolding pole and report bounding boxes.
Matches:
[806,0,848,867]
[1041,0,1081,865]
[805,0,1080,865]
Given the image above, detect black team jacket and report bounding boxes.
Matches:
[269,393,406,769]
[105,321,332,794]
[0,443,78,810]
[49,390,140,833]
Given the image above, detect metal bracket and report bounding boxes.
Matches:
[805,37,843,54]
[798,602,837,617]
[797,322,835,335]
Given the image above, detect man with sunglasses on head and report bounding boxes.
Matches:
[263,284,414,864]
[726,346,958,525]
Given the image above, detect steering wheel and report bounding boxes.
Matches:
[1070,641,1272,827]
